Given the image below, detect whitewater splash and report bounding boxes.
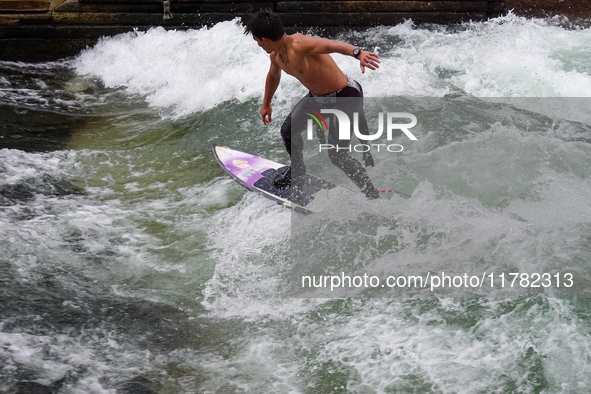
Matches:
[74,14,591,119]
[1,12,591,393]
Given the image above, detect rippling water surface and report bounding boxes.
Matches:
[1,14,591,393]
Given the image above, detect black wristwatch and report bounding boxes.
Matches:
[353,47,362,58]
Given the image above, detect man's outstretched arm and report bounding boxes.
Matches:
[260,62,281,125]
[293,35,380,73]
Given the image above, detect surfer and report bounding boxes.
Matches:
[245,11,380,199]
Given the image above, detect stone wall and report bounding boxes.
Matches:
[4,0,590,62]
[0,0,506,61]
[49,0,504,26]
[506,0,591,20]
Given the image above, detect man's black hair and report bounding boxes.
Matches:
[244,11,285,41]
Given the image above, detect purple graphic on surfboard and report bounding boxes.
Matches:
[212,145,283,189]
[212,145,352,214]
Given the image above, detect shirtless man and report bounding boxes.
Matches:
[245,11,380,199]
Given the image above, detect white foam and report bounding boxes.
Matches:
[74,20,279,117]
[372,13,591,98]
[5,15,591,392]
[0,149,75,185]
[0,330,119,394]
[201,191,322,320]
[300,298,591,393]
[74,14,591,121]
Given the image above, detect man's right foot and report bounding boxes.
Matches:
[365,189,380,200]
[273,166,291,189]
[363,183,380,200]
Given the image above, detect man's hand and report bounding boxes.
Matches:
[358,50,380,74]
[260,104,272,125]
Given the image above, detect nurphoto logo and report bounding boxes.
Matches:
[306,109,418,153]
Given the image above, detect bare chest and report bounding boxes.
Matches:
[271,49,308,77]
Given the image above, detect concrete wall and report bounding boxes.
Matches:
[48,0,504,26]
[0,0,506,61]
[2,0,588,62]
[506,0,591,19]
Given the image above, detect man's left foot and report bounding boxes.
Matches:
[273,166,291,189]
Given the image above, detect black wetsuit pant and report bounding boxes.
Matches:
[280,82,379,199]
